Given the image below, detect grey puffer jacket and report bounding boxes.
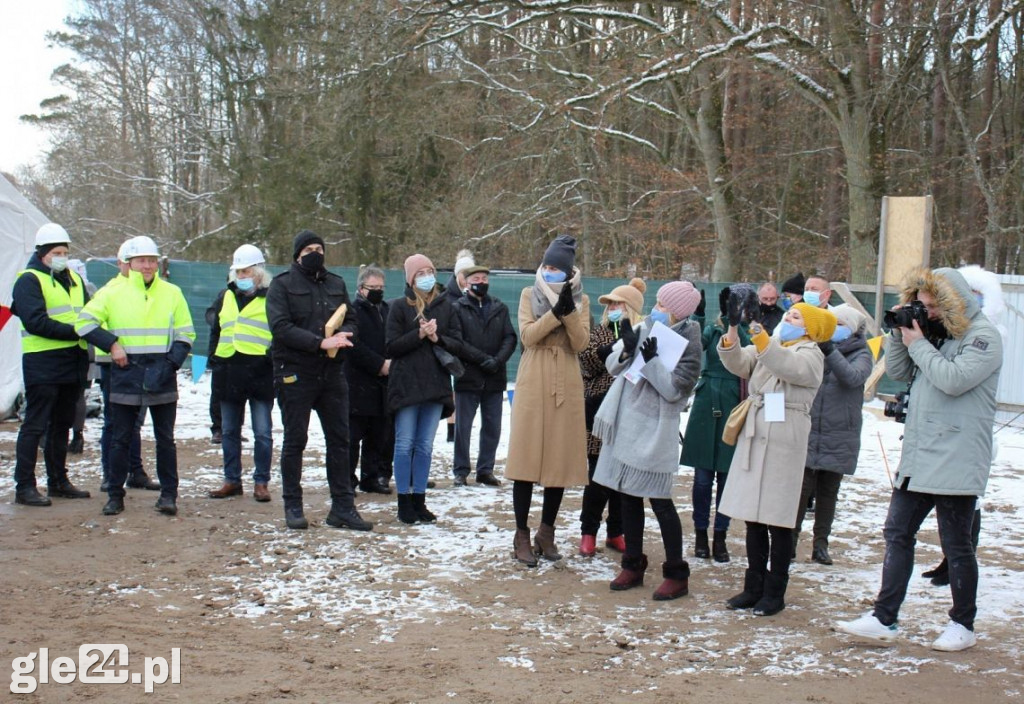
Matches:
[885,267,1002,496]
[804,334,873,475]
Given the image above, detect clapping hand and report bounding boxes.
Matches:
[551,280,576,318]
[619,320,639,356]
[640,336,659,362]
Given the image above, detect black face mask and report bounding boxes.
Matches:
[760,302,777,314]
[299,251,324,272]
[365,289,384,305]
[469,282,489,298]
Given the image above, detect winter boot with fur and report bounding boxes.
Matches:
[753,571,789,616]
[534,523,562,561]
[610,554,649,591]
[513,528,538,567]
[653,560,690,600]
[726,569,765,610]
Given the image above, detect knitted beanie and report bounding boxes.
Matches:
[832,304,867,336]
[781,272,806,295]
[404,253,435,285]
[292,229,325,260]
[657,281,702,321]
[541,235,577,276]
[793,302,837,343]
[454,249,475,277]
[599,278,646,316]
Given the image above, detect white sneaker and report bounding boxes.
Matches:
[931,621,977,652]
[835,613,899,644]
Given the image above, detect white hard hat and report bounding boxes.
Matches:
[231,244,265,270]
[36,223,70,247]
[122,235,160,260]
[117,240,132,262]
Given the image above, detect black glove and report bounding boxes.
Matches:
[480,357,500,374]
[641,336,659,362]
[745,292,763,323]
[818,341,835,356]
[551,281,576,318]
[619,321,639,356]
[726,285,749,326]
[694,289,706,318]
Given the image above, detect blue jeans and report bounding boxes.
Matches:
[393,403,443,494]
[221,399,272,485]
[873,487,979,630]
[692,467,731,532]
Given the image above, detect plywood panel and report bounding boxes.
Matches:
[882,196,932,286]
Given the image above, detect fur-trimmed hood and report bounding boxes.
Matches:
[898,266,978,339]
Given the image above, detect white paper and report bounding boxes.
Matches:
[764,392,786,422]
[623,321,689,384]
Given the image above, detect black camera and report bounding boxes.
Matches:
[884,390,910,423]
[883,300,929,330]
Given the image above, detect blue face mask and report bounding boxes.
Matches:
[607,309,624,323]
[975,293,985,307]
[780,297,793,311]
[649,309,670,326]
[542,270,567,284]
[415,275,436,292]
[235,277,254,291]
[831,326,852,343]
[778,321,806,342]
[802,290,822,308]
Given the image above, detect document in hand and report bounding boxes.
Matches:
[624,320,688,384]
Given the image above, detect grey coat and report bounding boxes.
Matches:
[593,318,702,499]
[804,335,874,475]
[886,267,1002,496]
[717,336,824,528]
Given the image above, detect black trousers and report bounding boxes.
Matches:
[579,453,623,537]
[620,494,683,563]
[745,521,793,576]
[350,412,394,486]
[107,401,178,500]
[209,366,223,434]
[277,371,354,511]
[794,468,845,550]
[14,382,80,491]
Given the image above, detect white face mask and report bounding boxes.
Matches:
[49,256,69,272]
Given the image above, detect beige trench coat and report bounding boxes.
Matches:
[716,337,824,527]
[505,288,590,487]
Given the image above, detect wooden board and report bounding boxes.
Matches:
[324,303,347,359]
[881,196,932,287]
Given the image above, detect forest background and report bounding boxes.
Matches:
[7,0,1024,283]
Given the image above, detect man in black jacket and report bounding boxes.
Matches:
[345,265,394,495]
[757,282,784,334]
[267,230,372,532]
[450,265,517,486]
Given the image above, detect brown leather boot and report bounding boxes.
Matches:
[513,528,538,567]
[253,484,271,502]
[208,482,243,498]
[534,523,562,561]
[610,554,648,591]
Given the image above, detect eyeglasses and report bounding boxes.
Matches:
[361,285,384,291]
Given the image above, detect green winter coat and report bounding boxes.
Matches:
[680,318,749,473]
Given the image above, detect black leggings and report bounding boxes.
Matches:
[513,480,565,530]
[620,495,683,562]
[745,521,793,575]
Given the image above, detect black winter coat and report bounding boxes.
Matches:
[345,295,390,416]
[208,284,274,403]
[266,263,356,380]
[11,253,89,387]
[451,293,517,393]
[804,334,874,475]
[385,285,462,416]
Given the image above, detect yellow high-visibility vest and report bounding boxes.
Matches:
[87,275,126,363]
[214,291,270,358]
[18,268,87,353]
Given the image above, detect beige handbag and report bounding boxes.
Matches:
[721,397,753,446]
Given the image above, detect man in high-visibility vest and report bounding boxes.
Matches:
[10,223,92,506]
[76,235,196,516]
[94,240,159,492]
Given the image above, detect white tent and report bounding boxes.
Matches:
[0,174,47,417]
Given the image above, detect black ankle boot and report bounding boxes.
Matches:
[712,530,730,563]
[753,571,789,616]
[727,569,764,610]
[694,529,710,559]
[411,493,436,523]
[396,494,418,525]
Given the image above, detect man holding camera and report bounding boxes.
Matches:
[837,267,1001,652]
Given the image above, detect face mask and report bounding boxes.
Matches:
[299,251,324,272]
[649,309,670,326]
[469,282,489,298]
[831,326,852,343]
[49,256,69,273]
[778,321,806,341]
[802,290,822,308]
[780,297,793,311]
[415,274,436,292]
[365,289,384,305]
[974,292,984,307]
[542,270,567,284]
[760,302,776,314]
[235,277,254,291]
[607,309,624,323]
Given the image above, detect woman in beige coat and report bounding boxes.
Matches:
[717,296,836,616]
[506,235,590,567]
